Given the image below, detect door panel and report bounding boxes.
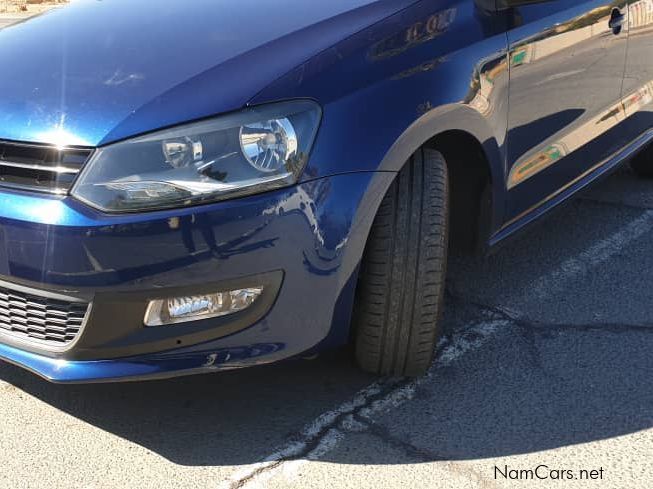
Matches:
[621,1,653,140]
[504,1,629,221]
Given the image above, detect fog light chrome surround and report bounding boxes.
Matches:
[144,287,264,327]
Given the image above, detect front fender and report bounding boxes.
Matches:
[252,0,509,227]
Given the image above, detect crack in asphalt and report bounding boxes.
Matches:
[230,461,285,489]
[226,274,652,488]
[358,413,503,489]
[446,289,653,334]
[226,377,413,489]
[224,306,507,488]
[354,413,446,462]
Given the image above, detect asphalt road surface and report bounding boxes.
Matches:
[1,166,652,489]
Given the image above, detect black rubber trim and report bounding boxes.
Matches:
[353,148,449,376]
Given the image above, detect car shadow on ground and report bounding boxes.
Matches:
[1,169,652,467]
[0,350,375,466]
[321,295,653,463]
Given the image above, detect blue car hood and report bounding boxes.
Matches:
[0,0,415,147]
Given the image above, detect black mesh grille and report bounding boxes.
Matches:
[0,286,89,347]
[0,140,93,194]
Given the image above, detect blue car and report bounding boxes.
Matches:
[0,0,651,383]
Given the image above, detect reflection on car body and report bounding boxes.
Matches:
[0,0,651,382]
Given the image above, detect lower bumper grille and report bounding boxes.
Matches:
[0,285,89,349]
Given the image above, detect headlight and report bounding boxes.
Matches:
[71,100,321,212]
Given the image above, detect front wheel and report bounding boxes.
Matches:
[630,145,653,178]
[352,148,449,376]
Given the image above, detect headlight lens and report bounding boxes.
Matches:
[71,100,321,212]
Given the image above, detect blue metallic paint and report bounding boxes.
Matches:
[0,0,417,146]
[0,0,652,382]
[0,171,395,381]
[0,340,287,383]
[503,1,631,220]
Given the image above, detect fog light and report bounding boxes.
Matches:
[144,287,264,326]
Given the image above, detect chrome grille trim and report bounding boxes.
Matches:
[0,281,90,351]
[0,140,93,195]
[0,159,82,175]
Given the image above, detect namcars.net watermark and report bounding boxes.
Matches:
[495,465,605,482]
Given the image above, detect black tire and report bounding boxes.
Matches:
[353,148,449,376]
[630,145,653,178]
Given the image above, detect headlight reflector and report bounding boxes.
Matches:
[240,118,298,173]
[71,100,321,212]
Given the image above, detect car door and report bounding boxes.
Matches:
[502,0,630,222]
[621,0,653,143]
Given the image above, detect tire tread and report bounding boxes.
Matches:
[354,148,449,376]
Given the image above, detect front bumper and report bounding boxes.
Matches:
[0,172,392,382]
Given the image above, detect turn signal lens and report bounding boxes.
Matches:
[144,287,264,326]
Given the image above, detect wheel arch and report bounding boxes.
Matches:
[323,105,505,352]
[377,104,505,253]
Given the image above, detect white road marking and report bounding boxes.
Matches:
[221,206,653,487]
[220,319,509,489]
[526,209,653,302]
